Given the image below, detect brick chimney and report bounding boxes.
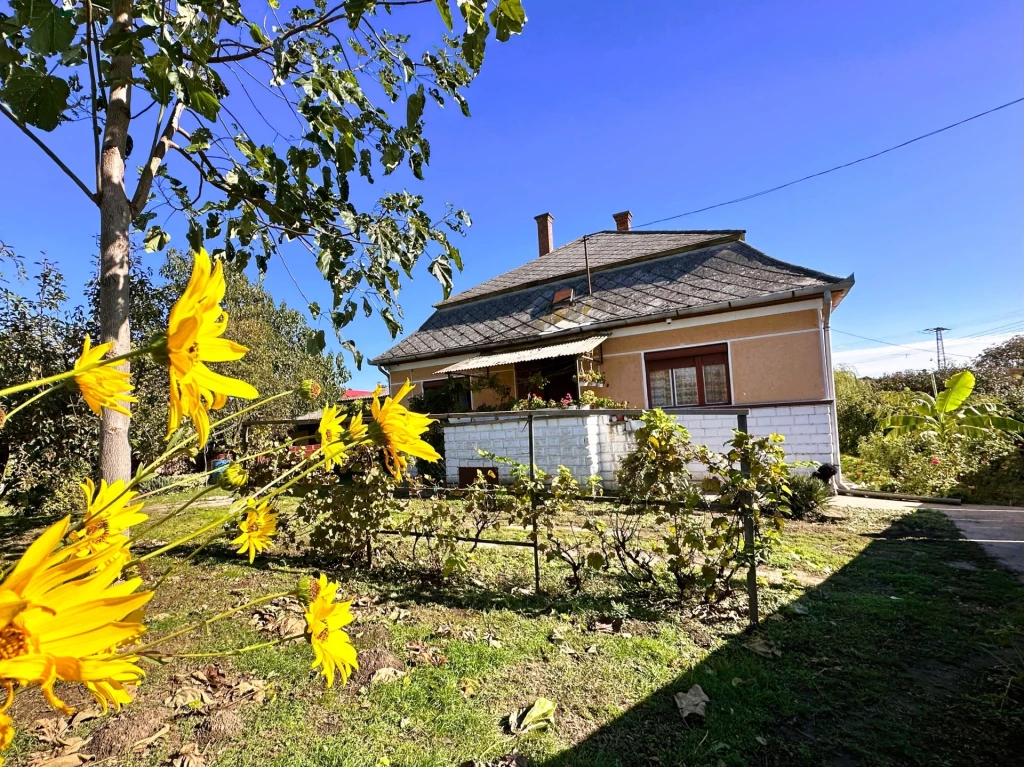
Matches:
[534,212,554,257]
[612,210,632,231]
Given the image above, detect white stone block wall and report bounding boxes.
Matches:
[442,404,836,489]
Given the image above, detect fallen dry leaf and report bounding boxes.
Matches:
[369,667,407,686]
[744,636,782,658]
[170,742,206,767]
[406,641,447,667]
[674,685,709,721]
[164,686,213,710]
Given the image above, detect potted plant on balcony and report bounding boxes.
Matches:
[575,368,606,388]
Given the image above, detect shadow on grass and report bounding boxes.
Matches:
[536,510,1024,767]
[139,535,674,624]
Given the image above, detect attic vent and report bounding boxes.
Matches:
[551,287,574,306]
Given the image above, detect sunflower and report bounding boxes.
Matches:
[317,404,348,470]
[67,479,148,568]
[303,575,357,687]
[0,518,151,715]
[162,249,258,446]
[368,382,441,480]
[72,335,137,417]
[231,500,278,563]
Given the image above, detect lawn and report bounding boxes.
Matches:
[2,500,1022,766]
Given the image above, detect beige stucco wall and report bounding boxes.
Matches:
[470,366,516,407]
[594,308,825,407]
[730,332,826,404]
[386,306,829,409]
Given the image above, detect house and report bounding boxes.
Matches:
[371,212,853,485]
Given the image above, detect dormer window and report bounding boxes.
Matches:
[551,287,574,307]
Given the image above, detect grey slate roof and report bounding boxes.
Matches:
[440,230,743,306]
[372,233,849,366]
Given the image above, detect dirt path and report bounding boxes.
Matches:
[832,494,1024,579]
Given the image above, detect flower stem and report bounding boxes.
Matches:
[0,345,152,399]
[146,633,306,660]
[136,439,300,501]
[134,591,293,654]
[1,383,65,423]
[87,389,301,522]
[152,527,224,591]
[134,503,247,563]
[133,485,220,540]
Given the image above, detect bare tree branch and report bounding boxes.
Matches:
[85,0,101,195]
[131,101,185,218]
[0,103,98,205]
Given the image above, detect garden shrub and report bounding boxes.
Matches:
[856,430,1014,497]
[613,409,791,603]
[280,446,406,563]
[786,474,831,519]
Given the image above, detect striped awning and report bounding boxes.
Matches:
[434,335,608,375]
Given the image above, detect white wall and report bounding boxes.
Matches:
[441,404,835,489]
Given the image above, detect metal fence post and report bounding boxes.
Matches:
[737,412,759,628]
[528,413,541,594]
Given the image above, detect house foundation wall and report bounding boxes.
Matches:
[440,404,836,489]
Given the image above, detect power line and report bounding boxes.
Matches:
[831,328,930,353]
[634,97,1024,228]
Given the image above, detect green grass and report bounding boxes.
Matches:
[3,501,1023,766]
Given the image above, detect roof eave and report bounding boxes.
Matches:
[372,276,855,368]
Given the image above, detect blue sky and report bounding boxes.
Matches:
[2,0,1021,386]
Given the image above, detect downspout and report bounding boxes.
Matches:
[820,291,847,489]
[376,365,392,394]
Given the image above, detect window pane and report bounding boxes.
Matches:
[703,363,728,404]
[649,369,673,407]
[672,366,698,405]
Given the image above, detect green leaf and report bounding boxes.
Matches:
[434,0,453,30]
[143,226,171,252]
[960,415,1024,433]
[344,0,375,29]
[407,84,425,129]
[248,22,269,45]
[341,339,364,370]
[935,370,974,415]
[510,697,556,734]
[462,23,487,71]
[184,79,220,121]
[585,551,605,569]
[0,66,69,131]
[143,54,174,106]
[19,0,76,55]
[306,329,326,355]
[489,0,526,42]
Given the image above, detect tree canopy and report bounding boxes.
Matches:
[1,0,527,480]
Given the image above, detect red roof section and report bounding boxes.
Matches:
[341,388,375,400]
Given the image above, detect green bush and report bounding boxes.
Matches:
[857,430,1014,498]
[834,367,880,455]
[786,474,831,519]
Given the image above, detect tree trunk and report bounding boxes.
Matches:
[98,0,134,483]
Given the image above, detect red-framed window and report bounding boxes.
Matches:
[644,343,731,407]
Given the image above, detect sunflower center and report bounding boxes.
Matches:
[317,626,330,642]
[0,626,28,661]
[245,520,261,533]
